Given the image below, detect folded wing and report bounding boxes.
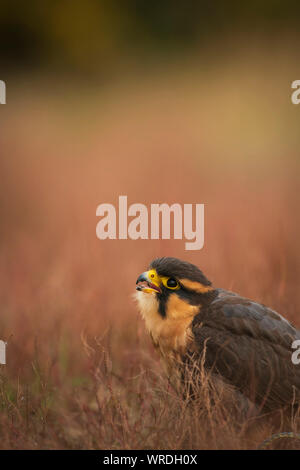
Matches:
[191,289,300,410]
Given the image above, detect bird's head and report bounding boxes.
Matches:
[135,257,216,320]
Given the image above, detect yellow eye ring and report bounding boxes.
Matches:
[162,277,180,290]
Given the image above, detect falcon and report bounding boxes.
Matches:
[135,257,300,413]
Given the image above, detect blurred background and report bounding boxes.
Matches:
[0,0,300,449]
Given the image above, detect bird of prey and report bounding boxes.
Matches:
[135,257,300,413]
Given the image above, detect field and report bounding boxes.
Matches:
[0,48,300,449]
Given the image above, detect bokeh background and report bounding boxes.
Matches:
[0,1,300,449]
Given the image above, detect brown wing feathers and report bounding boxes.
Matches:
[191,289,300,410]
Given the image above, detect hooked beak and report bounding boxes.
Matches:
[136,270,162,294]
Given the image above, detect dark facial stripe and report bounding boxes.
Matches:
[157,290,168,317]
[156,284,217,318]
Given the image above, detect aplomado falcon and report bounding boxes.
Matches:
[135,257,300,412]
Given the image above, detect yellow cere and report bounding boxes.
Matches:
[147,269,180,291]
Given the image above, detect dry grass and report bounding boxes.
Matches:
[0,51,300,449]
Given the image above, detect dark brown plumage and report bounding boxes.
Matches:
[135,257,300,412]
[191,288,300,411]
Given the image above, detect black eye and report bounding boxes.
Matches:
[167,278,178,288]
